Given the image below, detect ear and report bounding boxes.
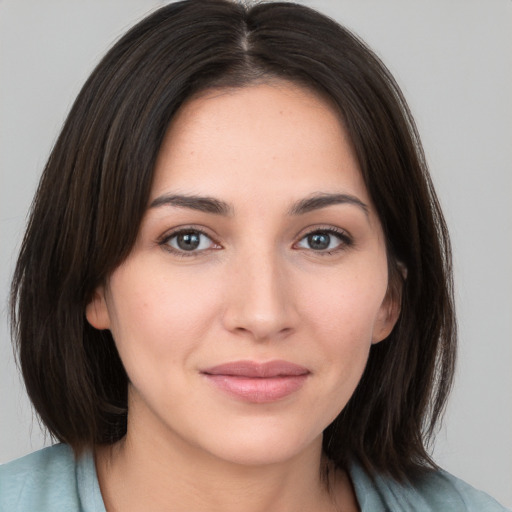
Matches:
[371,282,402,345]
[85,285,111,330]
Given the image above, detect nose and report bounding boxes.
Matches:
[221,248,298,342]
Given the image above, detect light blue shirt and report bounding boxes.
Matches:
[0,444,509,511]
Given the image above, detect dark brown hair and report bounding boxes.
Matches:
[11,0,455,481]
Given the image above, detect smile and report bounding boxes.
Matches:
[201,360,310,403]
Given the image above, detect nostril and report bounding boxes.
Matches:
[221,257,298,340]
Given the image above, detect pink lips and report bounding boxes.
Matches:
[201,360,310,403]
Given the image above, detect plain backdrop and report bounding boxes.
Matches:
[1,0,511,507]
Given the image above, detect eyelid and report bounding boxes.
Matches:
[293,225,354,253]
[158,225,222,256]
[156,224,353,258]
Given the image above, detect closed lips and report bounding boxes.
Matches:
[202,360,310,403]
[201,360,310,378]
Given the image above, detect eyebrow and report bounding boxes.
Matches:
[149,192,368,217]
[149,194,233,215]
[288,193,369,217]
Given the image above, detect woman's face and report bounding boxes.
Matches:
[87,82,399,465]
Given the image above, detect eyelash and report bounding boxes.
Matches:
[158,226,353,257]
[158,227,220,258]
[294,226,353,255]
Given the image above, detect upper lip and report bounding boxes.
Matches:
[202,360,310,378]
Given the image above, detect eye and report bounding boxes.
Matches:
[161,229,219,254]
[295,228,352,253]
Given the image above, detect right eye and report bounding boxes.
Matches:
[161,229,219,255]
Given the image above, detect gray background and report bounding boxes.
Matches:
[1,0,511,507]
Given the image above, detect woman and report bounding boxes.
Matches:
[0,0,508,510]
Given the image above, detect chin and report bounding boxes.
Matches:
[195,421,324,467]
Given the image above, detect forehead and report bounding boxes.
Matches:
[151,81,370,208]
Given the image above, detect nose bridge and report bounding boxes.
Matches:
[222,242,295,340]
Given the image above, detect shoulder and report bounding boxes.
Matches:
[350,462,510,512]
[411,469,510,512]
[0,444,82,512]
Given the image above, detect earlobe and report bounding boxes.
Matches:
[85,286,111,330]
[372,295,401,344]
[371,284,402,345]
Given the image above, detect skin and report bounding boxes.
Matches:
[87,82,400,512]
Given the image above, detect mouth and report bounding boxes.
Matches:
[201,360,310,403]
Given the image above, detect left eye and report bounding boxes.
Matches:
[165,230,216,252]
[296,230,348,251]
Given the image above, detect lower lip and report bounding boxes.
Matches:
[204,374,308,403]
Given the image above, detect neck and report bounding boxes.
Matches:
[96,427,346,512]
[95,391,359,512]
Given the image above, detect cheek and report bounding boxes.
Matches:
[301,264,388,342]
[105,263,222,373]
[297,264,388,397]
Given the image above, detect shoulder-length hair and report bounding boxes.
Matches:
[11,0,455,481]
